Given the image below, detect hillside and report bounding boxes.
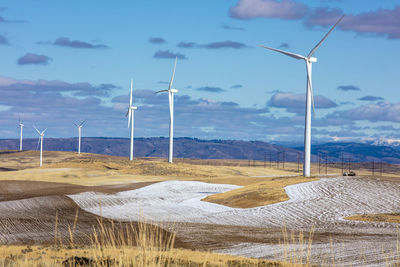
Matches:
[307,142,400,164]
[1,138,399,163]
[0,137,312,162]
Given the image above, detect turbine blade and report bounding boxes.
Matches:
[306,63,316,115]
[259,45,306,60]
[80,120,86,127]
[168,57,177,91]
[310,85,315,115]
[73,122,78,127]
[127,109,132,127]
[18,113,21,124]
[155,90,169,94]
[42,128,47,135]
[129,79,133,107]
[308,15,345,58]
[33,125,41,135]
[36,137,40,151]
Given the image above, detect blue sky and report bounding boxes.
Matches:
[0,0,399,144]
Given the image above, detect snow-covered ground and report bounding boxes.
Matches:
[69,181,239,223]
[69,177,400,266]
[69,178,400,233]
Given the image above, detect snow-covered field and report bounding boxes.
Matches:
[69,178,400,232]
[69,177,400,266]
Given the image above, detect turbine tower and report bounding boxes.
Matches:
[156,57,178,163]
[33,125,47,167]
[126,79,137,161]
[18,114,24,151]
[260,15,344,177]
[74,120,86,154]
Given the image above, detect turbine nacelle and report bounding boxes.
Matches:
[308,57,317,63]
[74,120,86,128]
[33,125,47,136]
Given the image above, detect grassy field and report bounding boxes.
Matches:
[1,150,399,211]
[0,150,315,190]
[0,217,300,267]
[1,150,400,265]
[202,176,317,208]
[0,150,320,211]
[346,213,400,224]
[0,151,299,186]
[0,245,293,267]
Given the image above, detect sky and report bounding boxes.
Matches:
[0,0,399,145]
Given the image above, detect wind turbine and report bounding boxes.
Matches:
[126,79,137,161]
[156,57,178,163]
[18,114,24,151]
[33,125,47,167]
[74,120,86,154]
[260,15,344,177]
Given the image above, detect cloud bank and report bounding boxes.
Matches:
[17,53,51,65]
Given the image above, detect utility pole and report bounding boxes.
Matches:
[270,152,272,168]
[341,153,344,174]
[372,161,375,176]
[325,154,328,175]
[277,152,280,169]
[348,158,351,172]
[264,152,267,168]
[380,161,383,177]
[282,151,285,169]
[297,153,300,173]
[318,153,321,174]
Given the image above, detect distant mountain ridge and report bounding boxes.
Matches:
[300,142,400,164]
[0,137,312,162]
[0,137,399,163]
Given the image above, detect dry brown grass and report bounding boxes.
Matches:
[345,213,400,224]
[202,176,317,208]
[0,150,301,186]
[0,245,292,267]
[0,216,294,267]
[0,151,321,209]
[0,150,332,210]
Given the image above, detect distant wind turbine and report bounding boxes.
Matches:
[126,79,137,161]
[18,114,24,151]
[74,120,86,154]
[33,125,47,167]
[156,57,178,163]
[260,15,344,177]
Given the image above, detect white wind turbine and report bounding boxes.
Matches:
[156,57,178,163]
[126,79,137,161]
[18,114,24,151]
[74,120,86,155]
[33,125,47,167]
[260,15,344,177]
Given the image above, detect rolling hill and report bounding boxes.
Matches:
[0,138,399,163]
